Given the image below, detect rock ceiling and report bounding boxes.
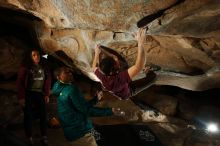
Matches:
[1,1,220,146]
[0,0,220,90]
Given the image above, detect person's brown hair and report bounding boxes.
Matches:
[99,57,118,75]
[54,67,71,79]
[22,48,45,68]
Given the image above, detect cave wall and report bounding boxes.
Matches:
[0,1,220,146]
[0,0,220,91]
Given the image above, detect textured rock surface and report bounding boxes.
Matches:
[1,0,220,91]
[0,0,178,31]
[146,0,220,38]
[0,37,25,80]
[1,1,220,145]
[0,90,23,126]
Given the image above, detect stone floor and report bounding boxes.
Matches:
[7,123,71,146]
[7,122,163,146]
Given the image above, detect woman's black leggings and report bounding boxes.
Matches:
[24,91,47,138]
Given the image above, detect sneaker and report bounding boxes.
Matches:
[41,136,49,146]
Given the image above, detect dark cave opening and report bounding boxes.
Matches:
[0,7,41,48]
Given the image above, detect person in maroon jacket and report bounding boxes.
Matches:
[17,48,51,146]
[92,28,156,100]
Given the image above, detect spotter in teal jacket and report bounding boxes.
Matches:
[52,81,113,141]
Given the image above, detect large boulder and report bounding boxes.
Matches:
[1,0,220,91]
